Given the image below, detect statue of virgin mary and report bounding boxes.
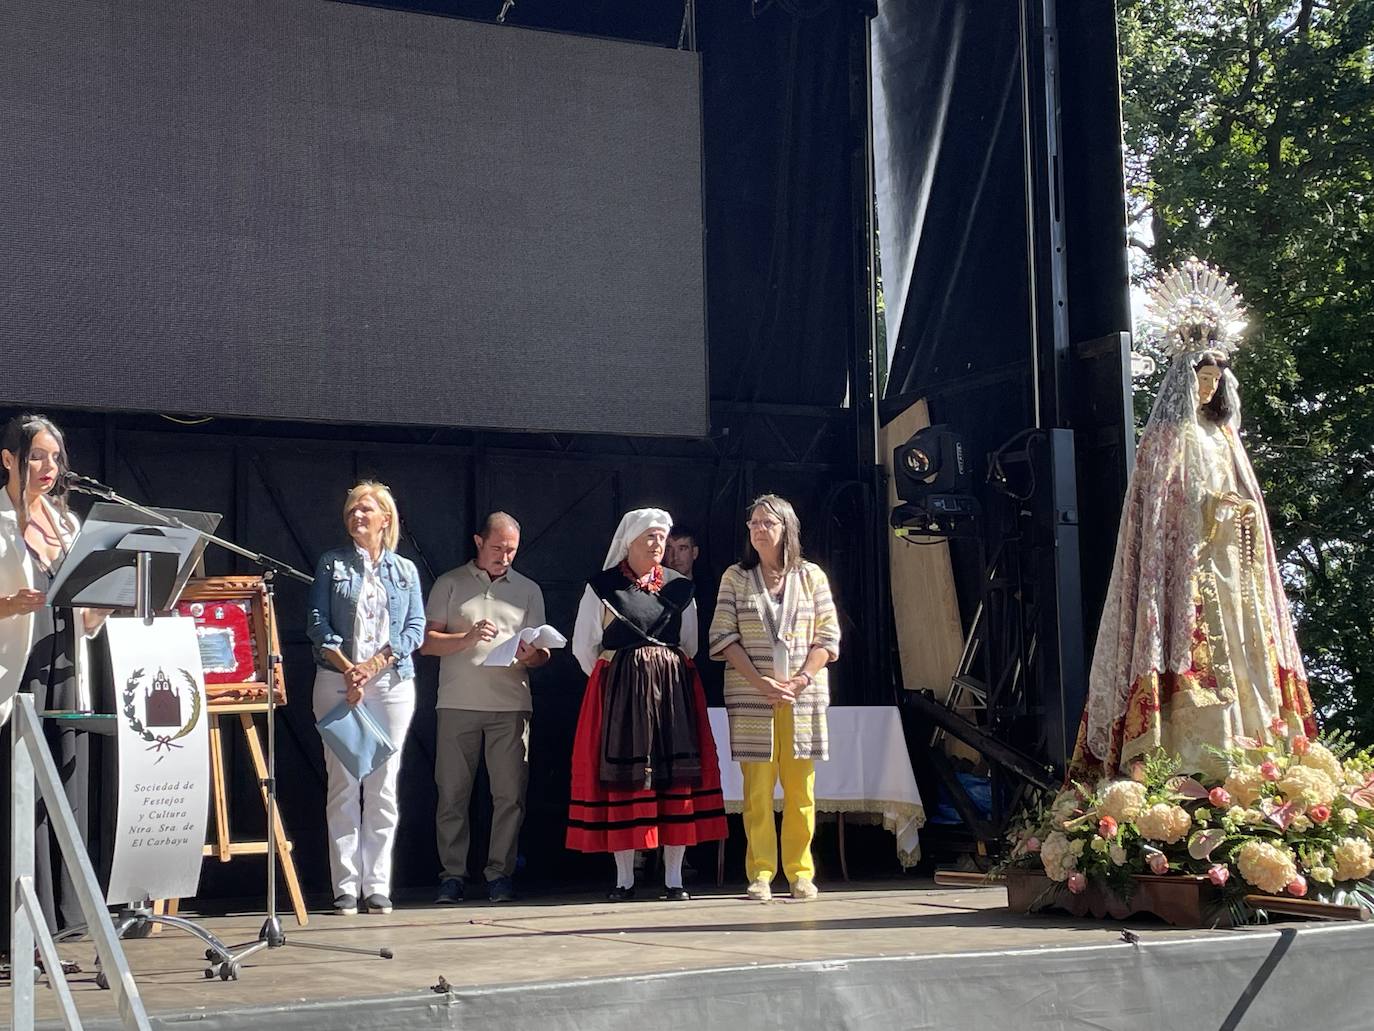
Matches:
[1070,258,1316,779]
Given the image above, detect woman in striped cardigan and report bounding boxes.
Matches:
[708,494,840,901]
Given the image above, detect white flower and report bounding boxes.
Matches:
[1049,790,1081,822]
[1340,808,1359,825]
[1040,832,1076,882]
[1136,803,1192,844]
[1277,765,1338,808]
[1290,814,1313,832]
[1108,844,1127,867]
[1311,866,1335,886]
[1236,840,1298,894]
[1332,838,1374,882]
[1090,836,1109,855]
[1069,838,1086,857]
[1298,743,1345,785]
[1098,780,1148,824]
[1225,766,1266,807]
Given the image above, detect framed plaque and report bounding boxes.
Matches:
[174,576,285,706]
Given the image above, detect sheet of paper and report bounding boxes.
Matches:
[482,624,567,667]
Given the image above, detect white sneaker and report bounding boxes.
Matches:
[746,878,773,901]
[790,878,819,901]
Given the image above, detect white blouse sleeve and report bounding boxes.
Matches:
[679,599,699,660]
[571,585,604,676]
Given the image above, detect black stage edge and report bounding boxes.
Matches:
[63,923,1374,1031]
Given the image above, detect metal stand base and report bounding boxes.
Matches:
[56,900,240,988]
[219,916,392,981]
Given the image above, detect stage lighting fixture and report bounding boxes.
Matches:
[890,425,978,536]
[892,424,971,503]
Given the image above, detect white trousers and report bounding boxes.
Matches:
[312,669,415,898]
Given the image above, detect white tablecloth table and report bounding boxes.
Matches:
[707,705,926,869]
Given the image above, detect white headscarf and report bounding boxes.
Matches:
[572,507,691,675]
[600,508,673,571]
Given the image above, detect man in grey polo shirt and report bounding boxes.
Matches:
[421,512,549,903]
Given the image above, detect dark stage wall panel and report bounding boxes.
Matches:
[68,421,863,899]
[0,0,707,437]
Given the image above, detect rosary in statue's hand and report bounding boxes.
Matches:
[1218,491,1258,531]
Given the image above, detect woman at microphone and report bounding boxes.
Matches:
[0,413,104,954]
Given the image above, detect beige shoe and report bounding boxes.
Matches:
[790,878,819,901]
[745,878,773,901]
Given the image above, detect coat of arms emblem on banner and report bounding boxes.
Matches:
[122,666,204,757]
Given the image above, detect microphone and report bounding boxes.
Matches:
[59,469,116,497]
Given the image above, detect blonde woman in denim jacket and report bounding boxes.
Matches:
[306,481,425,917]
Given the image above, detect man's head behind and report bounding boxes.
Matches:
[665,524,700,577]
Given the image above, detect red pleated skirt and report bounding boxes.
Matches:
[566,656,728,853]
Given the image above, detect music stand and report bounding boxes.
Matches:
[43,505,243,979]
[46,504,219,621]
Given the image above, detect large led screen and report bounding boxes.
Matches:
[0,0,707,436]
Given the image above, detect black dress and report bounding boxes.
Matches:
[0,549,90,953]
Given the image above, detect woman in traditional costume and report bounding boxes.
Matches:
[1071,259,1315,780]
[567,508,727,901]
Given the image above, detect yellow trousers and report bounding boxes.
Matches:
[741,705,815,884]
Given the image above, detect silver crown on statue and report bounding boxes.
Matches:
[1142,256,1248,357]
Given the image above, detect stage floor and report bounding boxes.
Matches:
[10,880,1374,1029]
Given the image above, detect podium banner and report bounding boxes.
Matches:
[104,616,210,905]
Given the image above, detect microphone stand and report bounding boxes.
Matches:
[66,478,392,980]
[66,476,313,587]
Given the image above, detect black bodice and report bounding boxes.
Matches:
[589,565,694,652]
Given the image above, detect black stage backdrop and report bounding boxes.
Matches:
[0,0,880,901]
[0,0,707,437]
[873,0,1134,777]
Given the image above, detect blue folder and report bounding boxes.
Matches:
[316,699,397,780]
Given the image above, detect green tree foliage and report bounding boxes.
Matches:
[1118,0,1374,739]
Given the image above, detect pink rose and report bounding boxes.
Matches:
[1286,875,1307,898]
[1066,871,1087,894]
[1098,817,1118,839]
[1261,761,1281,782]
[1291,736,1310,756]
[1309,805,1330,824]
[1147,852,1169,875]
[1025,836,1041,853]
[1209,787,1232,808]
[1207,864,1230,886]
[1270,717,1290,739]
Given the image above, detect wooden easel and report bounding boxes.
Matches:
[202,700,309,924]
[160,576,308,927]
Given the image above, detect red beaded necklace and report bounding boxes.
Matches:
[620,559,664,595]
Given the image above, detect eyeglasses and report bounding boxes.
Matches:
[746,519,782,531]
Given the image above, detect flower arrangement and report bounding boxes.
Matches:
[1007,720,1374,922]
